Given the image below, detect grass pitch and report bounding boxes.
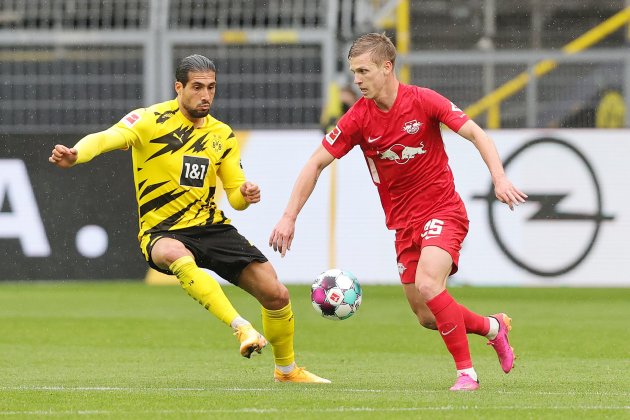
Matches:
[0,282,628,419]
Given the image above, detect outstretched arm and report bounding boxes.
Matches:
[48,129,129,168]
[457,120,528,210]
[269,145,335,257]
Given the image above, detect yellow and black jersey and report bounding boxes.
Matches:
[73,99,248,250]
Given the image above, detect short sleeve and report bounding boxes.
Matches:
[321,106,362,159]
[418,88,470,132]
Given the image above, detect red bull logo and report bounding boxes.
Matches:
[403,120,422,134]
[397,263,407,275]
[378,142,427,164]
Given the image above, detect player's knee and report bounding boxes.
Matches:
[152,239,191,269]
[273,283,290,308]
[263,282,290,310]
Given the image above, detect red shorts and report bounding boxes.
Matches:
[395,203,469,284]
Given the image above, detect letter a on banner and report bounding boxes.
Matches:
[0,159,51,256]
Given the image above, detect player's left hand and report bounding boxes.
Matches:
[241,181,261,204]
[494,176,528,210]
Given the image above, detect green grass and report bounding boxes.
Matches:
[0,282,628,419]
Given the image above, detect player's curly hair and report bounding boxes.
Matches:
[348,33,396,66]
[176,54,217,86]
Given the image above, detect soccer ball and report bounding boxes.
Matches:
[311,268,362,320]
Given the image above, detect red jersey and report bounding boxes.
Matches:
[322,83,470,230]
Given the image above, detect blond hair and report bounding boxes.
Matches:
[348,33,397,66]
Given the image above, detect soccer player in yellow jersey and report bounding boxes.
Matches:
[48,54,329,384]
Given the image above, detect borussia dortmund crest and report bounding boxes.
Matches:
[212,136,222,153]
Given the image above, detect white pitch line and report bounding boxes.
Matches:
[0,386,628,397]
[0,411,111,416]
[0,406,628,416]
[0,386,206,392]
[0,385,630,397]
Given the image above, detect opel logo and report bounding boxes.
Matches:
[473,137,614,277]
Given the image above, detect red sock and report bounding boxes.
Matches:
[459,304,490,336]
[426,290,472,370]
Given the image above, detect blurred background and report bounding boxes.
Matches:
[1,0,629,285]
[1,0,628,132]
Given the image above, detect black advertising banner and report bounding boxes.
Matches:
[1,135,146,280]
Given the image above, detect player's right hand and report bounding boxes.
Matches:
[48,144,78,168]
[269,216,296,258]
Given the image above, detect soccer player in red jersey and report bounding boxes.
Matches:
[269,33,528,391]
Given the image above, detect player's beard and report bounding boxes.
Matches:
[185,103,211,118]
